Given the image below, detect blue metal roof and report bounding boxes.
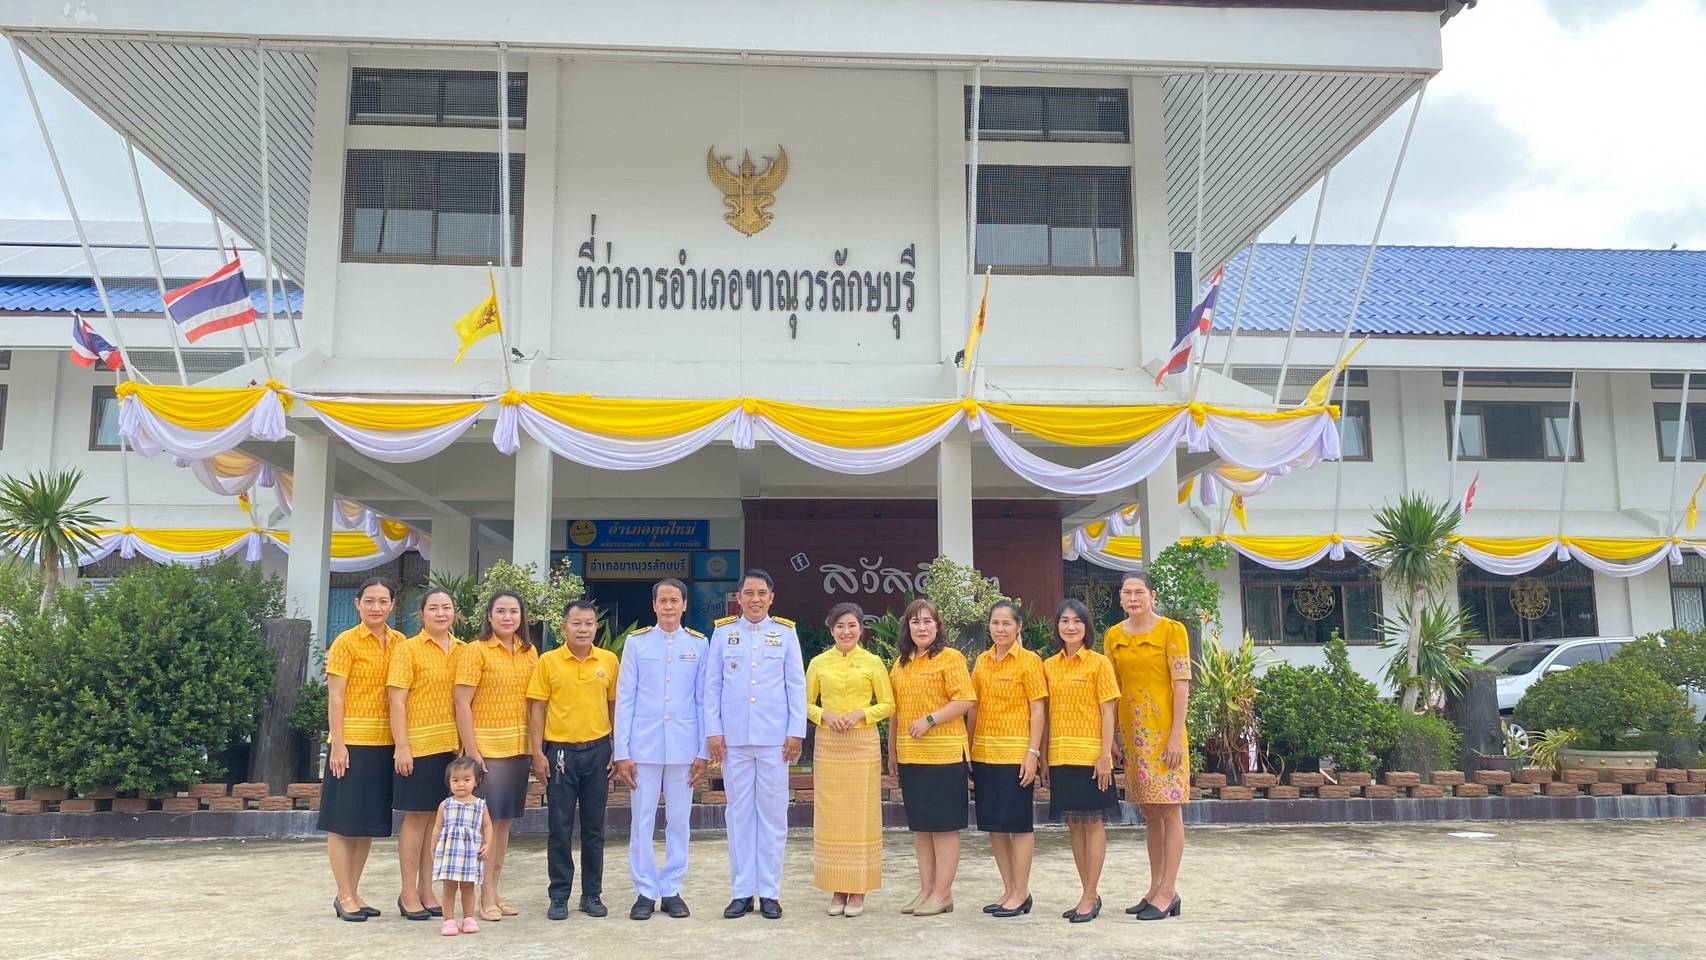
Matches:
[0,277,302,315]
[1215,244,1706,340]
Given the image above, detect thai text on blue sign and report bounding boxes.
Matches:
[564,519,708,550]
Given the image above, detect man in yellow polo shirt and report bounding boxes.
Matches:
[528,600,620,921]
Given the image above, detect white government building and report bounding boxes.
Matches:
[3,0,1700,687]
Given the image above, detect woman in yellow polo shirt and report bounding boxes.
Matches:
[887,598,976,918]
[1104,571,1192,922]
[1042,598,1120,923]
[806,601,896,917]
[320,578,407,923]
[967,600,1046,918]
[386,586,464,921]
[454,590,539,922]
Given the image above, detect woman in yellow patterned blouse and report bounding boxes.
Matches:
[1104,571,1192,922]
[806,602,896,917]
[886,598,976,917]
[453,590,539,922]
[1041,598,1120,923]
[320,578,407,922]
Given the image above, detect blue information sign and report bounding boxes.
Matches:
[563,519,709,550]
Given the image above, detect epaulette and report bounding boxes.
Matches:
[626,624,651,636]
[684,627,706,638]
[714,615,738,627]
[773,616,796,628]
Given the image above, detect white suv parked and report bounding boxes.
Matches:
[1485,636,1706,745]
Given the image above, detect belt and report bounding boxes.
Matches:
[546,736,611,752]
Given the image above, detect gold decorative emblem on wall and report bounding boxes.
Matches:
[1070,575,1113,620]
[707,146,788,236]
[1509,576,1551,621]
[1291,576,1336,621]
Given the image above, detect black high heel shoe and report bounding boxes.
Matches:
[1135,895,1181,921]
[991,895,1032,918]
[1068,897,1102,923]
[1125,898,1151,916]
[398,897,431,921]
[982,902,1003,914]
[333,898,367,922]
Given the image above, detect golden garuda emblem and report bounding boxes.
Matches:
[707,145,788,236]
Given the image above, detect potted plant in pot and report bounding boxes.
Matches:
[1512,657,1694,771]
[1189,632,1269,783]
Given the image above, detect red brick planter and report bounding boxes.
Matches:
[1474,770,1512,786]
[257,797,294,811]
[1671,782,1704,796]
[205,797,246,812]
[1541,782,1579,797]
[1193,773,1227,789]
[0,786,21,802]
[28,787,69,802]
[1586,782,1623,797]
[1602,769,1649,785]
[161,797,202,812]
[1410,784,1445,799]
[1362,784,1398,799]
[1452,783,1488,798]
[112,798,153,814]
[1499,783,1537,798]
[1383,772,1422,788]
[1632,782,1668,796]
[186,783,228,799]
[286,783,322,799]
[1265,785,1300,800]
[232,783,270,800]
[1218,786,1254,801]
[1687,769,1706,783]
[1428,771,1465,786]
[1288,772,1325,788]
[1560,769,1599,785]
[1318,785,1351,799]
[4,799,44,814]
[1514,769,1553,784]
[1651,769,1686,784]
[1242,772,1278,789]
[1336,771,1373,787]
[59,798,110,813]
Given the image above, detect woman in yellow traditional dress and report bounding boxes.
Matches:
[1104,571,1191,921]
[806,602,896,917]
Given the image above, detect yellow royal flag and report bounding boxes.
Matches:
[1177,477,1195,505]
[1303,337,1370,408]
[962,269,990,368]
[1687,474,1705,531]
[1231,493,1248,531]
[453,271,503,365]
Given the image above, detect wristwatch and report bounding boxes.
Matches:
[1027,748,1042,757]
[925,713,937,727]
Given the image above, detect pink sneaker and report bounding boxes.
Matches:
[460,917,480,934]
[439,919,459,937]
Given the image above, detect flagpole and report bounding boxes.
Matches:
[1555,370,1579,538]
[209,215,254,364]
[11,38,149,384]
[1218,241,1258,377]
[124,138,189,386]
[1329,348,1355,534]
[114,368,136,530]
[254,42,279,380]
[963,61,984,397]
[274,264,302,348]
[494,44,516,391]
[1447,366,1466,498]
[1664,371,1693,534]
[1186,69,1214,404]
[966,265,991,379]
[1271,169,1330,404]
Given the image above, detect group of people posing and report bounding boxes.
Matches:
[318,567,1191,935]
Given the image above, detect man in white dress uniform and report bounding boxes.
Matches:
[705,568,806,920]
[612,578,710,921]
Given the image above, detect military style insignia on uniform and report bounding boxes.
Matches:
[773,617,796,628]
[706,145,788,236]
[685,626,706,638]
[727,635,741,644]
[680,651,698,661]
[764,629,782,646]
[714,615,738,627]
[596,669,608,678]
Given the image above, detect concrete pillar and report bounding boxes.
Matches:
[285,434,334,660]
[429,514,474,580]
[1130,76,1175,366]
[1138,452,1181,566]
[295,50,348,359]
[512,436,555,574]
[937,437,974,565]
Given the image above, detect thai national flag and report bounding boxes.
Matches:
[163,244,258,343]
[1154,266,1223,386]
[1454,470,1480,518]
[70,312,123,369]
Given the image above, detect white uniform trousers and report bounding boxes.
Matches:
[723,743,788,899]
[629,763,693,900]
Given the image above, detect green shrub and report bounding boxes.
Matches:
[1255,638,1397,773]
[1514,657,1694,751]
[1382,709,1462,773]
[1618,628,1706,695]
[0,558,281,794]
[289,680,329,738]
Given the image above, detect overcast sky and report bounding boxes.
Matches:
[1,0,1702,250]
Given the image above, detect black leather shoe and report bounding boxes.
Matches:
[759,898,783,920]
[1069,897,1102,923]
[983,902,1004,914]
[992,895,1033,918]
[724,897,755,918]
[660,895,690,918]
[398,897,431,921]
[581,895,608,918]
[332,898,367,922]
[358,905,381,917]
[1135,895,1181,921]
[630,897,655,920]
[1125,898,1151,916]
[424,904,443,918]
[547,899,569,921]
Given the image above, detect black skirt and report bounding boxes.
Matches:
[477,755,532,821]
[316,744,395,837]
[1048,763,1120,824]
[971,761,1035,834]
[393,750,455,812]
[898,762,969,833]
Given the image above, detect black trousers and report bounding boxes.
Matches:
[545,737,612,901]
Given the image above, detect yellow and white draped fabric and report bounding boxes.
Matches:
[114,384,1342,495]
[117,381,289,458]
[55,526,429,572]
[1064,529,1706,579]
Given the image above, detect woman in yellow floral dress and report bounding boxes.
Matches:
[1104,571,1191,921]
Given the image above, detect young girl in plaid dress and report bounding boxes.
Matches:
[432,757,494,936]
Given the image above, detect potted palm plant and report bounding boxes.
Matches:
[1191,632,1268,782]
[1365,494,1462,714]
